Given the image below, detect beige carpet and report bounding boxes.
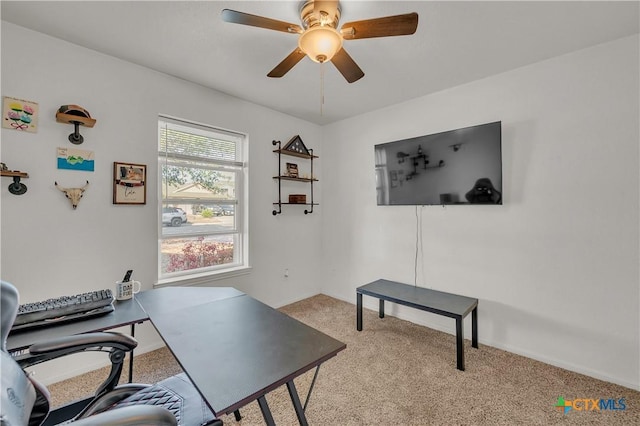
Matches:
[49,294,639,425]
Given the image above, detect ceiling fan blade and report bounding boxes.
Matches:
[340,12,418,40]
[331,48,364,83]
[267,49,307,78]
[221,9,302,34]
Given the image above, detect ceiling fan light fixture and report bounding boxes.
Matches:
[298,26,343,63]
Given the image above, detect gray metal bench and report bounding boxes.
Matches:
[356,279,478,371]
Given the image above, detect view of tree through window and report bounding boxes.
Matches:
[158,117,247,279]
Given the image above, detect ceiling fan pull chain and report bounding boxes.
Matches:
[320,62,325,116]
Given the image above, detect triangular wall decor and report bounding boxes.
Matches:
[282,135,309,155]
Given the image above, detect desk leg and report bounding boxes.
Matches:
[303,366,321,412]
[456,316,465,371]
[472,307,478,349]
[379,299,385,318]
[287,380,309,426]
[257,396,276,426]
[357,293,363,331]
[128,323,136,383]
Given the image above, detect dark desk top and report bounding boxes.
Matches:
[358,279,478,317]
[145,293,346,417]
[8,286,346,418]
[7,298,148,352]
[134,286,244,317]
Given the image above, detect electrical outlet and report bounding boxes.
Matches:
[284,269,289,277]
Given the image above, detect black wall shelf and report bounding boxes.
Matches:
[272,139,317,215]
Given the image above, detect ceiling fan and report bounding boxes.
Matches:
[221,1,418,83]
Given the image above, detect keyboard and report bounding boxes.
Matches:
[11,289,115,332]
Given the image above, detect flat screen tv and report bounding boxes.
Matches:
[375,121,502,206]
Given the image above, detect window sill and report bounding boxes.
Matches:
[155,265,252,288]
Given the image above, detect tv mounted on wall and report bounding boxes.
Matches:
[375,121,502,206]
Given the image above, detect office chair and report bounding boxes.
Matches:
[465,177,502,204]
[1,281,222,426]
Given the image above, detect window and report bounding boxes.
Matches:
[158,116,248,282]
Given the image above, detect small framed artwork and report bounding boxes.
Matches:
[113,162,146,205]
[57,147,95,171]
[286,162,298,178]
[2,97,39,133]
[390,170,398,188]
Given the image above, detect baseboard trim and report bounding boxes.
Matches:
[323,290,639,391]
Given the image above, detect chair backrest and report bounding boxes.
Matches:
[1,280,18,352]
[1,350,37,426]
[1,281,50,426]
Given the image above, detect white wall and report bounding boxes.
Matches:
[1,22,323,382]
[2,22,638,391]
[321,35,639,390]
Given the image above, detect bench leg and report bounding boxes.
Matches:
[379,299,385,318]
[456,316,465,371]
[472,307,478,349]
[357,293,363,331]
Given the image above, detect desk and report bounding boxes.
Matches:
[10,287,346,426]
[7,297,148,382]
[357,279,478,371]
[137,288,346,425]
[7,298,148,352]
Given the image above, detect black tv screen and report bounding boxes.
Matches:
[375,121,502,205]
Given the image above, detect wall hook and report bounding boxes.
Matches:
[56,105,96,145]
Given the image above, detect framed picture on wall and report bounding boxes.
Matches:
[57,147,95,172]
[113,162,146,205]
[2,97,39,133]
[286,162,298,178]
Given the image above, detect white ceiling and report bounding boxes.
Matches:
[2,1,638,125]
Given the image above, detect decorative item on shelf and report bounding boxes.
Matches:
[113,162,146,205]
[55,180,89,209]
[0,163,29,195]
[55,104,96,144]
[426,160,445,169]
[289,194,307,204]
[286,162,299,178]
[397,152,410,163]
[283,135,310,156]
[2,97,39,133]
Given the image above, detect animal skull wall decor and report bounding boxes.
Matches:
[55,180,89,209]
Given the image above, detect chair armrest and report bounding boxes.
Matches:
[30,332,137,353]
[71,405,177,426]
[16,332,137,398]
[17,332,137,368]
[76,384,150,417]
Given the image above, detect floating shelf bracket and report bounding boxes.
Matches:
[56,105,96,144]
[1,170,29,195]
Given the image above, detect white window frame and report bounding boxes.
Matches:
[157,115,249,285]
